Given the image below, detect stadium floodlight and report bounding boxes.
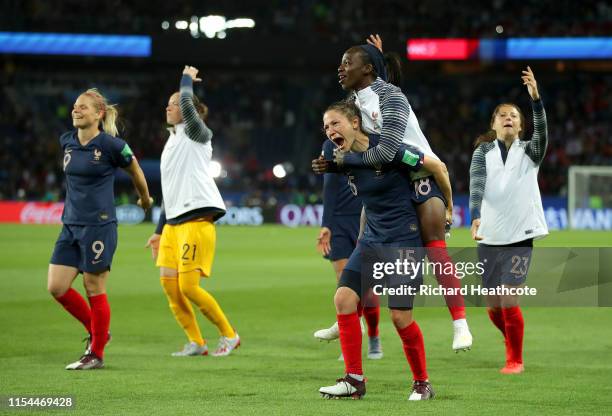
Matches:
[166,16,255,38]
[225,18,255,29]
[210,161,222,178]
[200,15,226,39]
[273,164,287,179]
[568,166,612,230]
[189,16,199,38]
[175,20,188,30]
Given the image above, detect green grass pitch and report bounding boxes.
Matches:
[0,224,611,415]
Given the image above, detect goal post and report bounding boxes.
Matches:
[568,166,612,230]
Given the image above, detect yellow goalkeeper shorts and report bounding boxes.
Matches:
[156,219,216,276]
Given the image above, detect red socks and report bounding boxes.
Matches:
[88,294,111,359]
[425,240,466,320]
[361,289,380,337]
[502,306,524,364]
[487,308,506,337]
[396,321,428,382]
[363,306,380,337]
[55,288,91,333]
[337,313,363,375]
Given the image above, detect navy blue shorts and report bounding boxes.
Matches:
[478,239,533,288]
[50,223,118,274]
[325,215,359,261]
[411,175,447,206]
[340,239,424,309]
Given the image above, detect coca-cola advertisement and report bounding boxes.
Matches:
[0,202,64,224]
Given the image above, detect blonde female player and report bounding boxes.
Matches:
[49,89,152,370]
[469,66,548,374]
[146,66,239,357]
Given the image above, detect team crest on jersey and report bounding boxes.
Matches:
[371,111,379,120]
[93,148,102,161]
[63,149,72,171]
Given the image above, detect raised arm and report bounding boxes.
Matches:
[521,66,548,165]
[180,65,213,144]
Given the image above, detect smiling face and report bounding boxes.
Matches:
[166,92,182,125]
[72,94,103,130]
[338,48,373,92]
[323,109,361,151]
[491,104,524,140]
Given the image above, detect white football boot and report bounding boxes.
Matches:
[211,333,241,357]
[171,341,208,356]
[452,319,473,352]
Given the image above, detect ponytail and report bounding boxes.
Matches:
[175,90,209,121]
[81,88,119,137]
[192,95,209,121]
[474,130,496,148]
[383,52,402,87]
[101,104,119,136]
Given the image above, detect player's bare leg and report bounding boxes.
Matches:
[418,198,472,352]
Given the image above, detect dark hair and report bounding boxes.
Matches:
[349,46,402,87]
[474,103,525,148]
[324,100,364,132]
[174,91,209,121]
[383,52,402,87]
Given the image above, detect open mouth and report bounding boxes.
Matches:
[330,136,345,148]
[338,74,347,84]
[503,123,513,128]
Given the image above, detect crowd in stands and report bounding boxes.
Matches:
[1,0,610,205]
[5,0,611,39]
[2,62,610,206]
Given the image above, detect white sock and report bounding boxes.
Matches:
[348,373,364,381]
[453,318,468,330]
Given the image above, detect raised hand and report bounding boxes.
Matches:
[183,65,202,83]
[366,34,383,53]
[521,66,539,100]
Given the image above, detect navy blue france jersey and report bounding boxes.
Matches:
[347,137,424,244]
[321,140,362,228]
[60,131,134,225]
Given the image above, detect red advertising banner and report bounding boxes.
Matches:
[0,201,64,224]
[407,39,478,60]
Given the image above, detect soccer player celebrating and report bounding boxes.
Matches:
[330,35,472,351]
[146,66,239,357]
[48,89,153,370]
[313,101,451,400]
[469,66,548,374]
[314,139,382,360]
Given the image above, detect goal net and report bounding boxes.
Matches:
[568,166,612,230]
